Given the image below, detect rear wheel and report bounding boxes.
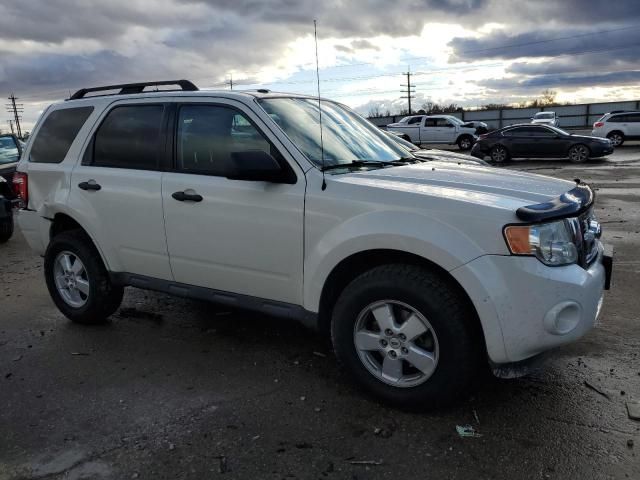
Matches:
[568,144,590,163]
[607,131,624,147]
[457,135,473,150]
[331,264,481,409]
[44,230,123,324]
[0,213,13,243]
[490,144,509,163]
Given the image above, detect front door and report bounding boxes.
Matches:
[161,101,305,305]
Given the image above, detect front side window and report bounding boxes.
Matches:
[258,98,408,168]
[435,118,453,127]
[91,105,164,170]
[176,105,276,176]
[407,117,422,125]
[0,136,20,165]
[30,107,93,163]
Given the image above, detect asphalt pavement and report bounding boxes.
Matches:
[1,146,639,480]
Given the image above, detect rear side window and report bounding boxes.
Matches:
[30,107,93,163]
[90,105,164,170]
[608,115,628,123]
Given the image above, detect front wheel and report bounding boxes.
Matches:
[0,214,14,243]
[490,144,510,163]
[44,230,123,324]
[331,264,481,409]
[568,144,590,163]
[457,135,473,150]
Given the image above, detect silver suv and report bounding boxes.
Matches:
[591,111,640,146]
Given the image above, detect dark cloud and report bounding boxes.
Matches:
[479,70,640,91]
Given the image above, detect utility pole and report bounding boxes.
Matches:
[6,94,23,138]
[7,120,15,135]
[400,69,416,115]
[228,74,233,90]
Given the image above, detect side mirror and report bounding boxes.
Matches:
[227,150,290,183]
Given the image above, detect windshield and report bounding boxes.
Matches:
[447,116,464,125]
[258,97,409,169]
[0,137,20,165]
[535,113,554,119]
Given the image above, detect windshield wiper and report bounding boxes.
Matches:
[321,158,421,172]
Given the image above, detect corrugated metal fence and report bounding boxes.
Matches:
[368,99,640,130]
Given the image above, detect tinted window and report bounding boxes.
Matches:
[435,118,453,127]
[0,136,20,165]
[177,105,276,176]
[608,114,628,123]
[504,126,535,136]
[92,105,164,170]
[424,119,437,127]
[529,127,556,137]
[30,107,93,163]
[626,113,640,122]
[407,117,422,125]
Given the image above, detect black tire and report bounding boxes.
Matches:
[44,229,123,324]
[490,144,510,163]
[331,264,482,409]
[606,131,624,147]
[0,214,13,243]
[457,135,473,150]
[568,144,590,163]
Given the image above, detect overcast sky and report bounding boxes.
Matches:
[1,0,640,131]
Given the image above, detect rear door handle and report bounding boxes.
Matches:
[172,191,203,202]
[78,181,101,191]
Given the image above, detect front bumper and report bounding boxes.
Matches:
[470,143,487,159]
[451,247,610,364]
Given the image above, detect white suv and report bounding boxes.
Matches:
[14,80,612,408]
[386,115,478,150]
[591,111,640,146]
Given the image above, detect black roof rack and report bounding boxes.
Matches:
[68,80,198,100]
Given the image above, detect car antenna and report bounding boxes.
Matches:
[314,19,327,191]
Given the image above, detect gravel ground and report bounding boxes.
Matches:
[1,146,639,480]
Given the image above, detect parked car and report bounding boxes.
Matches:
[387,131,490,166]
[591,110,640,147]
[0,134,22,183]
[471,124,613,163]
[15,80,612,408]
[386,115,478,150]
[531,111,559,127]
[0,176,15,242]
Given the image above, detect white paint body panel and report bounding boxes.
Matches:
[16,89,606,367]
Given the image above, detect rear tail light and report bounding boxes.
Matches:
[593,122,604,129]
[12,172,28,209]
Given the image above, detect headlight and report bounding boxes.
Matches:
[504,219,578,266]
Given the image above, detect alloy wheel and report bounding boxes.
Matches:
[353,300,439,388]
[569,145,589,163]
[491,146,507,163]
[53,251,90,308]
[607,133,623,147]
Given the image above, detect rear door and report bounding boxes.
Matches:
[161,99,305,304]
[68,100,173,279]
[626,113,640,138]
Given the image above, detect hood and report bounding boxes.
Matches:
[414,149,489,166]
[331,161,574,209]
[569,134,609,143]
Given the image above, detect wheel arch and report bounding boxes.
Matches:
[49,212,112,271]
[316,249,486,355]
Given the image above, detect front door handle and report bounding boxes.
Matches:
[172,191,203,202]
[78,181,101,191]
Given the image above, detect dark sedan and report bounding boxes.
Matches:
[471,124,614,163]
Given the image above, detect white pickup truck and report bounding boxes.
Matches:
[15,81,612,408]
[386,114,479,150]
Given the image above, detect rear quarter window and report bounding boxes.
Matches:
[29,107,94,163]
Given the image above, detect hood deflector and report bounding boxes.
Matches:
[516,182,594,222]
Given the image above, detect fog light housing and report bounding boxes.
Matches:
[543,301,582,335]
